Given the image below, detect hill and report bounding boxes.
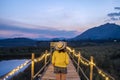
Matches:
[0,38,37,47]
[72,23,120,41]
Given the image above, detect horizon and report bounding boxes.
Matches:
[0,0,120,39]
[0,23,120,40]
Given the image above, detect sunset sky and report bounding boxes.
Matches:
[0,0,120,39]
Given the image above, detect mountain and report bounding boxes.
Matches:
[0,38,37,47]
[73,23,120,41]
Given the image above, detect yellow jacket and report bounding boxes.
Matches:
[52,50,69,67]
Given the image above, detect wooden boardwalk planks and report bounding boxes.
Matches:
[41,58,80,80]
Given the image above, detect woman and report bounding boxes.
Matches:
[52,41,69,80]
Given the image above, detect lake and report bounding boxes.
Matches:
[0,59,30,78]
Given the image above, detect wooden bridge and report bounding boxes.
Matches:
[41,57,80,80]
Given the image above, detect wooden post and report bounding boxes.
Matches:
[77,53,80,73]
[90,56,93,80]
[45,50,48,65]
[31,53,35,80]
[72,49,75,58]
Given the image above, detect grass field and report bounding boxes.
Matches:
[72,42,120,80]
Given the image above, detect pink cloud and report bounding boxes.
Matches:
[0,30,58,39]
[0,30,40,38]
[0,19,78,39]
[0,18,56,30]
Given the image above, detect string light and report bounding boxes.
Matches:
[67,46,89,66]
[66,46,73,52]
[34,54,45,62]
[3,46,114,80]
[34,53,50,62]
[67,46,114,80]
[3,60,30,80]
[98,69,111,80]
[106,77,109,80]
[80,59,90,66]
[3,53,50,80]
[89,61,96,66]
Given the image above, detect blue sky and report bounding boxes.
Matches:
[0,0,120,39]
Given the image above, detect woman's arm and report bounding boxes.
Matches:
[65,52,69,65]
[52,51,55,66]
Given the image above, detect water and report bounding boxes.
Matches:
[0,59,29,77]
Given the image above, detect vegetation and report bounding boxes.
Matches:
[1,41,120,80]
[0,41,50,60]
[69,42,120,80]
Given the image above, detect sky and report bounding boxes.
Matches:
[0,0,120,39]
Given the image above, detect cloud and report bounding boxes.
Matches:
[114,7,120,10]
[0,22,78,39]
[108,12,120,17]
[0,18,55,30]
[110,17,119,21]
[0,30,40,38]
[107,7,120,21]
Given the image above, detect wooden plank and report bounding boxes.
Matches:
[41,58,80,80]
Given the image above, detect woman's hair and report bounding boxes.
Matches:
[58,48,66,53]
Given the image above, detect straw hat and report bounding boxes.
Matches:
[55,41,66,50]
